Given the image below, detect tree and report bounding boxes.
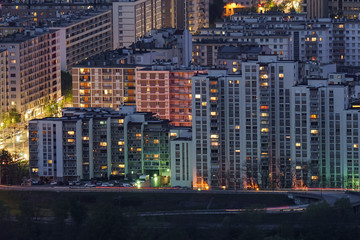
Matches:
[0,149,12,185]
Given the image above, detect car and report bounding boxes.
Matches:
[50,181,57,186]
[122,183,133,187]
[75,181,81,186]
[84,183,95,187]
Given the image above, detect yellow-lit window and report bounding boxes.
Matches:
[118,164,125,168]
[48,160,52,164]
[260,82,268,86]
[195,94,201,99]
[235,126,240,129]
[137,148,142,152]
[100,142,107,147]
[10,60,16,64]
[119,148,123,152]
[233,68,238,73]
[260,74,268,79]
[341,55,344,60]
[310,130,318,134]
[354,144,359,148]
[310,114,318,119]
[210,134,219,139]
[202,102,207,106]
[261,106,268,110]
[136,133,142,139]
[311,176,319,180]
[280,51,283,55]
[210,89,218,93]
[210,97,218,101]
[296,166,301,170]
[259,66,264,70]
[118,141,124,145]
[233,61,237,65]
[68,139,75,143]
[296,143,301,147]
[118,119,124,123]
[170,133,177,137]
[112,171,119,175]
[153,139,159,144]
[210,112,217,116]
[261,128,269,133]
[32,168,38,173]
[319,37,322,42]
[311,37,317,42]
[261,113,269,117]
[279,73,284,78]
[130,147,134,151]
[211,142,218,146]
[101,166,107,170]
[153,154,159,158]
[339,24,344,28]
[235,150,240,153]
[68,131,75,135]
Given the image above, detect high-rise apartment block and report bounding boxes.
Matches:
[0,29,61,119]
[194,12,360,68]
[136,66,207,127]
[186,0,209,33]
[50,10,113,71]
[0,49,8,114]
[29,107,171,183]
[72,63,136,109]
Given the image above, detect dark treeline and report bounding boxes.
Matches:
[0,195,359,240]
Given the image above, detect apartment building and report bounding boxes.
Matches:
[72,61,137,109]
[0,49,7,114]
[186,0,209,33]
[50,10,113,71]
[113,0,175,48]
[29,107,171,184]
[0,29,61,119]
[193,12,360,67]
[136,66,207,127]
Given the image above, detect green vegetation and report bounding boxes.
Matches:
[0,108,21,128]
[61,71,73,106]
[0,191,358,239]
[0,149,28,185]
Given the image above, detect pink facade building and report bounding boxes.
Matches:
[136,67,206,127]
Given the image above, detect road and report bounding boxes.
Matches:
[0,125,28,160]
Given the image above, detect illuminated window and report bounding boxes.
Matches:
[261,113,269,117]
[210,89,218,93]
[260,74,268,79]
[261,105,268,110]
[170,133,177,137]
[118,119,124,123]
[210,134,219,139]
[311,37,317,42]
[232,68,238,73]
[279,73,284,78]
[296,143,301,147]
[211,142,218,146]
[280,51,283,55]
[48,160,52,164]
[354,144,359,148]
[296,166,301,170]
[153,154,159,158]
[339,24,344,28]
[137,148,142,152]
[101,166,107,170]
[32,168,38,173]
[319,37,322,42]
[202,102,207,106]
[195,94,201,99]
[68,139,75,143]
[112,171,119,175]
[153,139,159,144]
[136,133,142,139]
[10,60,16,64]
[310,129,318,134]
[118,141,124,145]
[100,142,107,147]
[261,128,269,133]
[260,82,268,86]
[235,150,240,153]
[310,114,318,119]
[210,112,217,116]
[67,131,75,135]
[119,148,123,152]
[259,66,264,70]
[235,126,240,129]
[341,55,344,60]
[188,94,192,98]
[233,61,237,65]
[311,176,319,180]
[210,97,218,101]
[119,164,125,168]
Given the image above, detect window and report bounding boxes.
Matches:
[118,141,124,145]
[82,136,89,140]
[10,60,16,64]
[67,131,75,135]
[68,139,75,143]
[100,142,107,147]
[153,139,159,144]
